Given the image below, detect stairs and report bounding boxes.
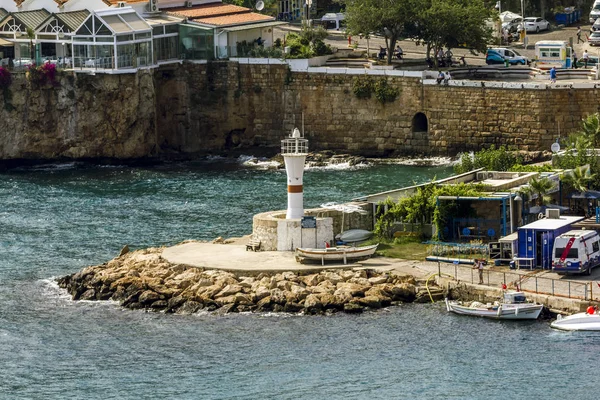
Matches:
[325,57,370,69]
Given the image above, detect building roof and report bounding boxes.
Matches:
[165,2,274,27]
[0,9,8,20]
[52,10,90,31]
[103,0,150,4]
[4,9,52,30]
[518,216,584,231]
[221,20,286,32]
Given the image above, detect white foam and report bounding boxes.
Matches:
[372,156,455,166]
[305,161,369,171]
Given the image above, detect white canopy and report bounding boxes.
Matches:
[499,11,522,22]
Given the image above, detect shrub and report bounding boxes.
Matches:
[454,145,522,174]
[27,62,59,87]
[374,79,399,104]
[0,66,11,89]
[352,76,373,99]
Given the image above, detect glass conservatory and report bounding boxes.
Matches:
[71,7,152,70]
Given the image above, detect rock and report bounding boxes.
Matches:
[391,283,417,302]
[257,296,272,311]
[166,296,187,312]
[355,296,382,309]
[270,288,286,304]
[368,275,389,285]
[304,294,323,313]
[343,303,364,313]
[347,277,372,287]
[197,284,223,299]
[290,284,310,301]
[79,288,96,301]
[234,293,252,305]
[301,274,319,287]
[215,295,237,306]
[239,277,255,288]
[335,282,367,297]
[277,280,292,291]
[284,302,304,313]
[317,293,341,309]
[216,284,243,298]
[352,269,368,279]
[322,271,344,285]
[213,303,236,315]
[138,290,161,305]
[178,300,203,314]
[150,300,168,310]
[254,286,270,301]
[212,236,224,244]
[119,245,130,257]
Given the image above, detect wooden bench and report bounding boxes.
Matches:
[246,238,261,252]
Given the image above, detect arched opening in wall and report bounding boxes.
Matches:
[412,112,428,133]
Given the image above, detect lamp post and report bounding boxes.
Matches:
[521,0,527,48]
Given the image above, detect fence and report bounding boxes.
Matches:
[435,260,600,301]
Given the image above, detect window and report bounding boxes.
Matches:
[593,241,599,253]
[555,247,578,259]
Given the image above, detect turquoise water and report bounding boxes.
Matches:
[1,160,598,399]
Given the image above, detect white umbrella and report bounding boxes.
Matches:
[499,11,522,22]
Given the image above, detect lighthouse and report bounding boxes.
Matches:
[282,127,308,219]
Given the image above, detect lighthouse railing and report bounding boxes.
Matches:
[281,138,308,154]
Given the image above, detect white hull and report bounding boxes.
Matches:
[296,244,378,265]
[551,313,600,331]
[445,298,543,320]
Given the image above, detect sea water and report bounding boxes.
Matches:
[1,160,598,399]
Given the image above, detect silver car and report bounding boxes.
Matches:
[589,31,600,45]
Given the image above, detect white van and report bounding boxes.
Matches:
[591,0,600,23]
[552,230,600,275]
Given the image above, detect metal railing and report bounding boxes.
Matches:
[436,261,598,301]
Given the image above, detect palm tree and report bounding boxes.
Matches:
[26,27,35,63]
[581,113,600,147]
[562,165,595,194]
[522,176,555,207]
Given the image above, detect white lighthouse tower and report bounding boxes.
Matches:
[281,127,308,219]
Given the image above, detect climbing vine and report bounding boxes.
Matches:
[0,66,14,111]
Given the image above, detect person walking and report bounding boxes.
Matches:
[550,66,557,83]
[577,26,584,44]
[573,49,578,69]
[583,49,590,68]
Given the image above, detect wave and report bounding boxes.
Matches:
[305,161,370,171]
[372,156,455,166]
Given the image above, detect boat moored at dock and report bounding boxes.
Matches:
[445,291,543,320]
[551,307,600,331]
[295,244,378,265]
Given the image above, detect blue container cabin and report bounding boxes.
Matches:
[517,216,584,269]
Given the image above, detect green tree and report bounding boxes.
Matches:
[415,0,495,65]
[522,176,555,207]
[561,165,595,194]
[580,112,600,147]
[26,27,35,62]
[344,0,422,65]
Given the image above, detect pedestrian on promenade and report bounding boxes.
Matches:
[573,50,578,69]
[583,49,589,68]
[473,259,484,284]
[577,26,584,44]
[550,66,557,83]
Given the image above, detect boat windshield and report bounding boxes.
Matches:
[513,295,526,303]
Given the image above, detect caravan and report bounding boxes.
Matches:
[552,230,600,275]
[535,40,573,69]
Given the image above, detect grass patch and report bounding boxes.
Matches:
[365,235,428,261]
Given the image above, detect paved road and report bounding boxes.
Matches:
[275,24,596,67]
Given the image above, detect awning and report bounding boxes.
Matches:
[221,21,287,32]
[527,204,570,214]
[0,38,14,46]
[567,190,600,199]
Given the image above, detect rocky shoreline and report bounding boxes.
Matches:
[57,247,439,315]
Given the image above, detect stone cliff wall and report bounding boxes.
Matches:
[0,62,596,163]
[0,70,157,164]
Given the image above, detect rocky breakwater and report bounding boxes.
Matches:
[57,247,423,315]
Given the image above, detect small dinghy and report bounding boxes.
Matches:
[295,244,378,265]
[445,291,543,320]
[337,229,373,244]
[551,306,600,331]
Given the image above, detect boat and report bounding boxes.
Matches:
[445,291,543,320]
[336,229,373,244]
[295,244,378,265]
[550,309,600,331]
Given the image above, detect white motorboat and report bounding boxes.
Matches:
[550,310,600,331]
[445,291,543,320]
[295,244,378,265]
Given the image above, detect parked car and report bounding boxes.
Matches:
[502,17,523,34]
[576,55,599,68]
[591,18,600,31]
[485,48,528,65]
[523,17,550,33]
[589,31,600,46]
